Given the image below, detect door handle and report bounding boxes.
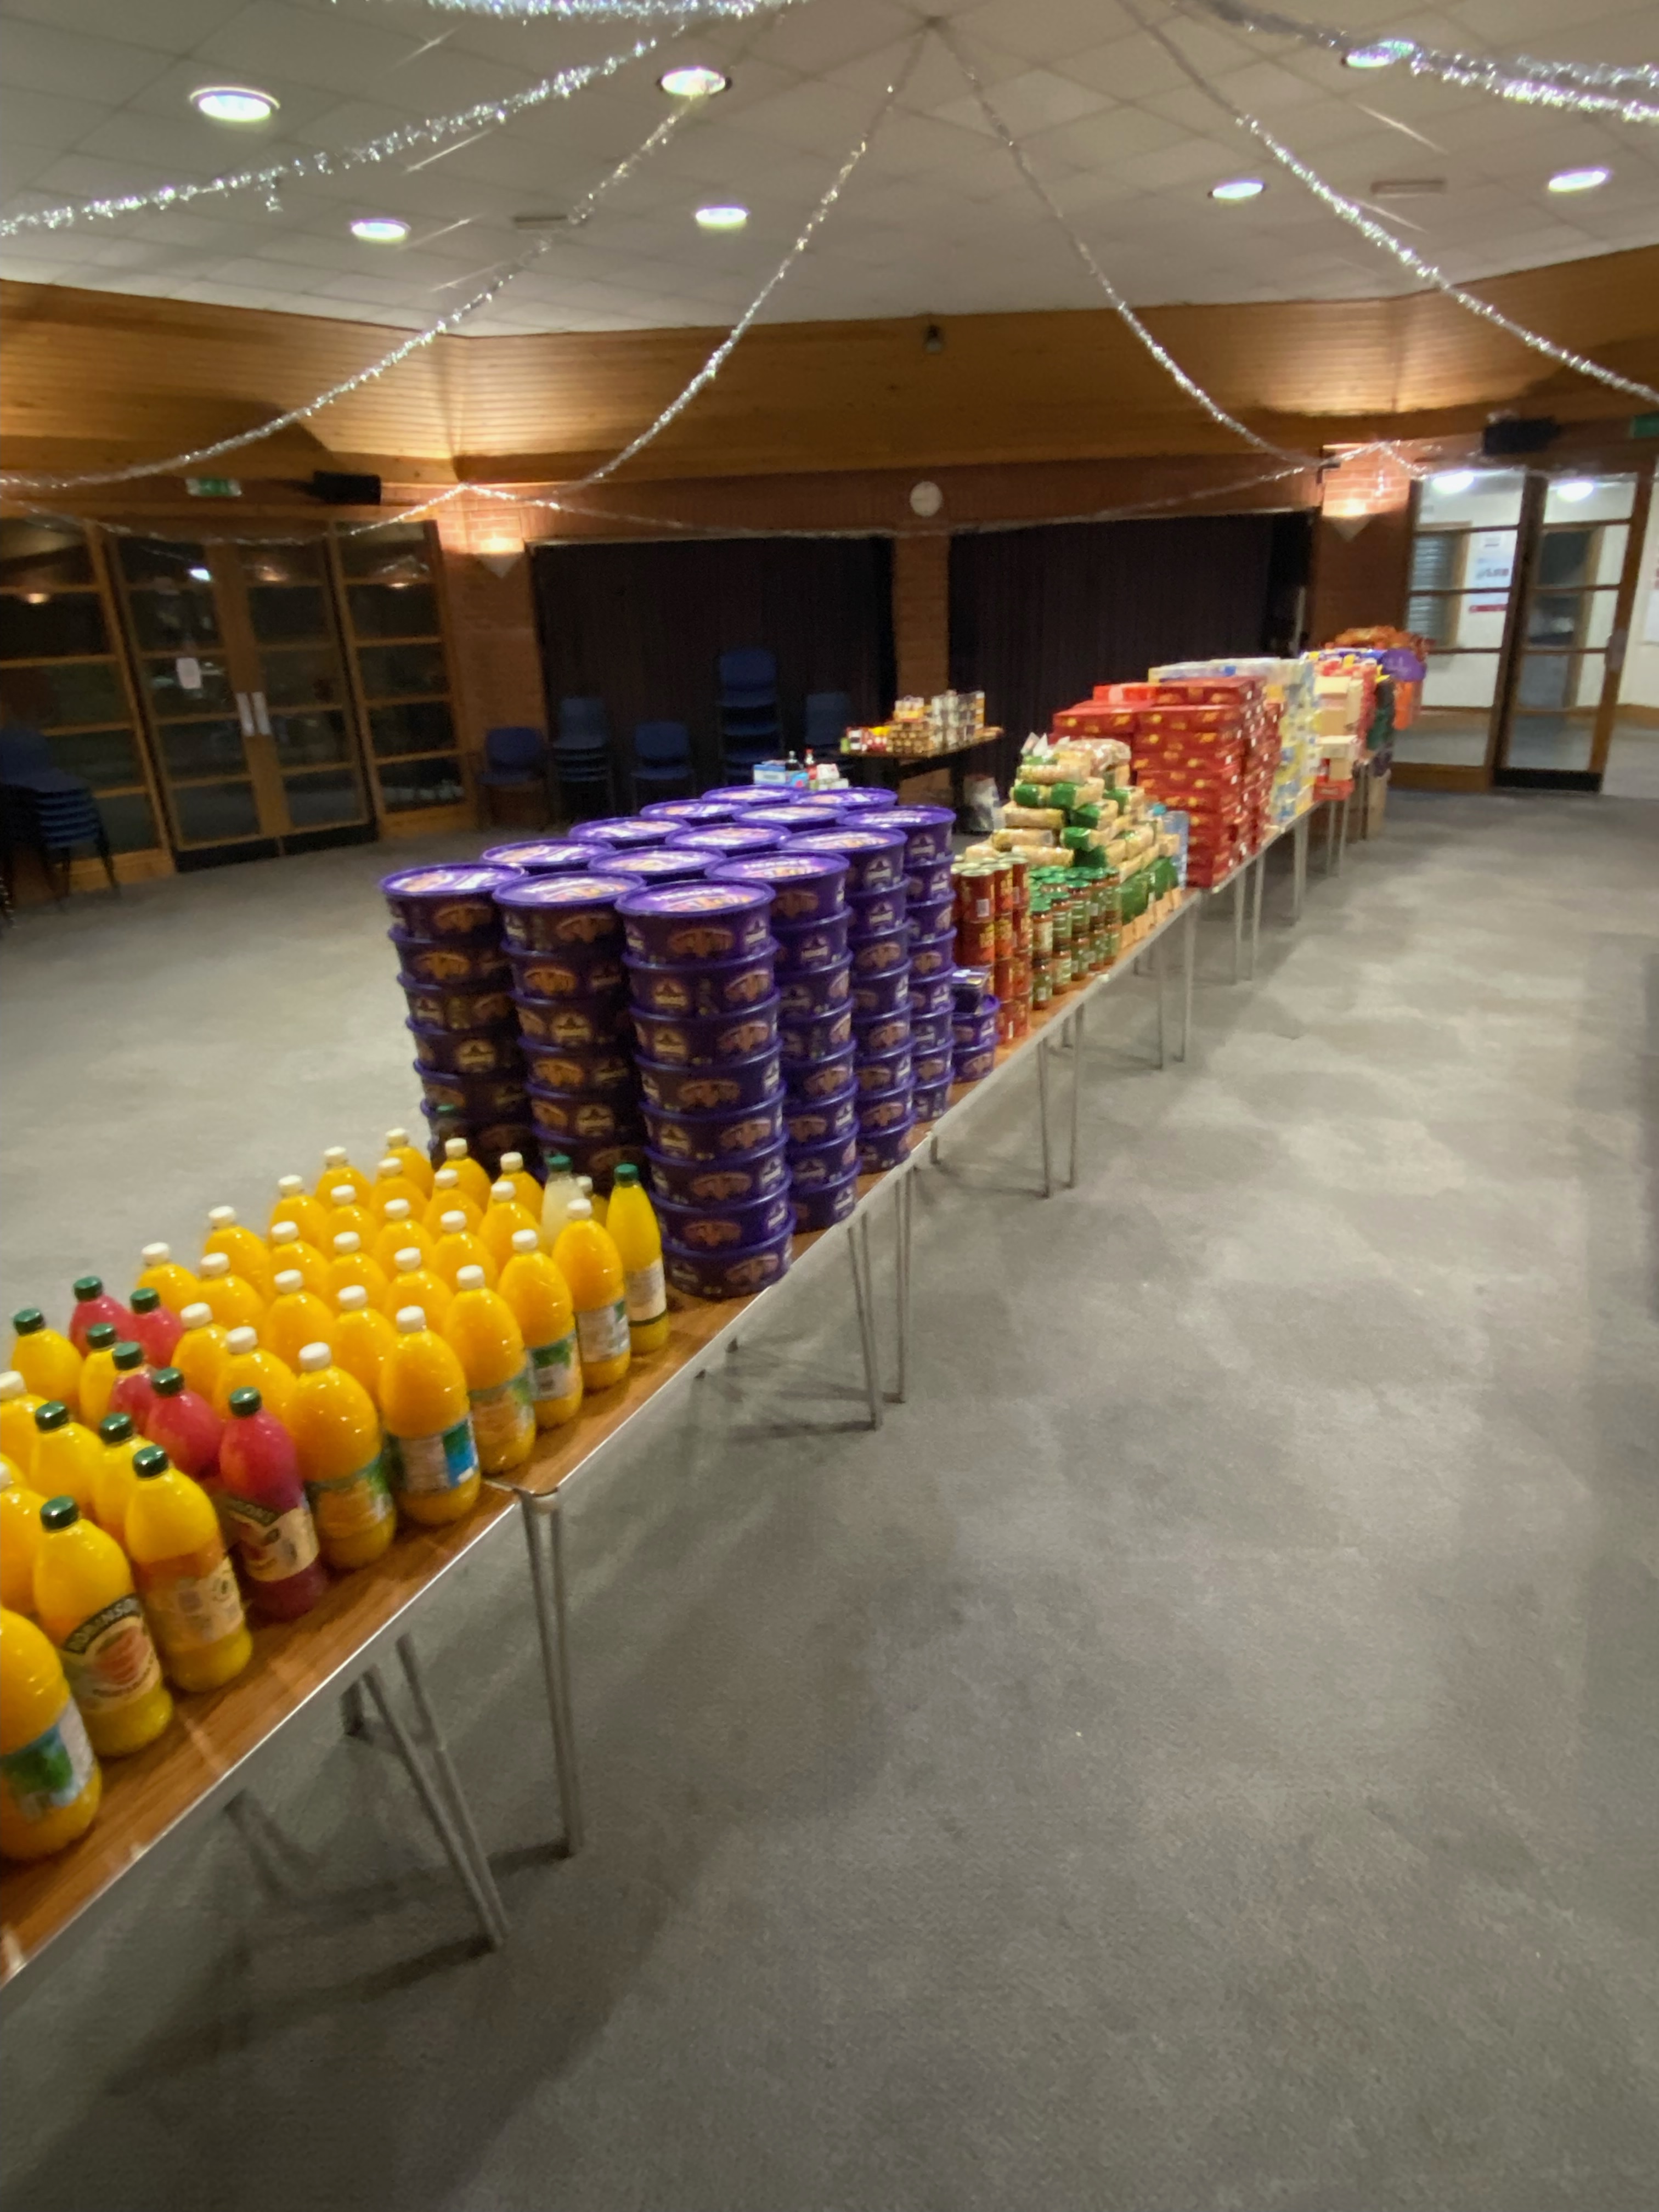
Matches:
[234,691,255,738]
[252,690,272,736]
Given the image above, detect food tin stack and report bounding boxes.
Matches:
[789,826,915,1173]
[494,870,644,1192]
[383,864,533,1170]
[569,816,676,854]
[618,881,793,1301]
[880,805,957,1124]
[952,968,998,1087]
[714,850,857,1233]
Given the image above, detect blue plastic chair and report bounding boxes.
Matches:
[804,691,852,752]
[552,698,614,821]
[718,647,777,702]
[477,725,549,827]
[0,723,117,899]
[633,721,695,799]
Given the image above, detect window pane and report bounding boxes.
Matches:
[1416,469,1525,527]
[357,642,446,698]
[239,544,324,589]
[1405,593,1454,648]
[126,585,220,653]
[0,519,94,591]
[283,768,362,828]
[245,584,330,644]
[261,644,347,709]
[144,652,236,717]
[1408,534,1459,592]
[15,661,127,727]
[161,720,249,780]
[271,709,352,769]
[1392,710,1489,768]
[369,698,454,758]
[48,727,141,791]
[1537,531,1594,590]
[380,753,464,811]
[348,582,439,638]
[337,522,432,582]
[1542,475,1635,526]
[172,780,262,843]
[1423,651,1500,710]
[0,594,109,661]
[97,791,159,853]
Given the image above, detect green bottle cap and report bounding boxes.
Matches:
[12,1308,44,1336]
[131,1444,171,1480]
[129,1286,161,1316]
[40,1496,80,1532]
[99,1412,134,1444]
[228,1386,262,1418]
[33,1400,69,1432]
[150,1367,184,1397]
[111,1341,145,1372]
[72,1276,103,1301]
[613,1164,640,1187]
[85,1323,118,1352]
[543,1152,572,1173]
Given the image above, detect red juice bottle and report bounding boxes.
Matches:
[145,1365,223,1481]
[216,1387,329,1620]
[126,1288,183,1369]
[68,1276,136,1356]
[107,1341,156,1430]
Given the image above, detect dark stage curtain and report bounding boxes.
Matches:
[532,534,895,794]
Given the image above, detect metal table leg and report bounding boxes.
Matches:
[1154,927,1167,1070]
[894,1167,912,1404]
[1231,870,1245,981]
[1067,1003,1085,1188]
[516,1492,584,1857]
[1249,849,1266,976]
[396,1635,509,1944]
[1178,898,1197,1063]
[363,1662,509,1949]
[1036,1035,1053,1197]
[1292,814,1307,919]
[1337,783,1352,873]
[848,1217,883,1429]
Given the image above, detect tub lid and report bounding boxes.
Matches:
[479,839,597,872]
[381,864,519,898]
[710,850,849,890]
[600,849,712,882]
[663,824,786,855]
[787,825,908,859]
[615,879,775,923]
[826,786,899,809]
[742,804,831,832]
[638,799,737,823]
[493,871,634,910]
[880,805,957,834]
[568,820,675,848]
[701,784,776,805]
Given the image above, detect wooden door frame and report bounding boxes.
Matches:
[1590,461,1655,780]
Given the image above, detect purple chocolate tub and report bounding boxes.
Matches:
[879,804,956,865]
[656,1186,794,1254]
[663,824,785,862]
[911,1046,953,1090]
[786,1040,856,1101]
[636,1047,781,1116]
[792,1171,858,1232]
[906,860,955,905]
[383,865,518,940]
[641,1092,787,1164]
[495,873,630,955]
[859,1115,917,1171]
[911,974,956,1019]
[663,1224,793,1302]
[597,848,712,889]
[783,1082,858,1150]
[857,1045,914,1098]
[853,1007,911,1057]
[511,991,630,1048]
[390,928,511,988]
[846,882,908,942]
[479,839,596,875]
[552,1135,646,1193]
[646,1138,788,1209]
[628,997,779,1068]
[711,849,848,924]
[786,825,907,894]
[951,966,993,1011]
[626,946,777,1018]
[788,1128,860,1190]
[572,819,675,851]
[953,1045,996,1084]
[417,1066,528,1118]
[617,879,774,966]
[518,1042,634,1096]
[506,943,627,1000]
[910,1007,954,1054]
[906,893,953,940]
[400,977,515,1032]
[776,958,852,1019]
[828,787,899,812]
[850,925,910,980]
[639,798,737,825]
[771,910,851,974]
[778,1003,854,1068]
[953,1002,1000,1052]
[907,928,956,982]
[409,1022,520,1077]
[850,968,911,1018]
[526,1085,641,1146]
[912,1078,952,1125]
[742,804,831,836]
[701,783,775,805]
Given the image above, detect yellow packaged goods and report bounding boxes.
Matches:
[1002,804,1066,831]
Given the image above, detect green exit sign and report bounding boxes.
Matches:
[185,476,242,497]
[1630,413,1659,439]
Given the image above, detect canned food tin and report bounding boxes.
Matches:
[953,865,994,925]
[776,958,853,1019]
[955,919,996,969]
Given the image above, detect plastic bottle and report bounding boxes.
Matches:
[136,1243,199,1316]
[380,1307,482,1525]
[196,1252,266,1334]
[605,1165,670,1356]
[313,1146,371,1205]
[498,1228,582,1429]
[107,1342,156,1430]
[144,1367,223,1482]
[211,1328,296,1424]
[324,1183,377,1252]
[325,1231,390,1312]
[496,1150,542,1217]
[123,1446,251,1692]
[10,1310,83,1414]
[388,1249,453,1329]
[442,1266,535,1474]
[372,1198,433,1275]
[422,1166,480,1235]
[331,1285,397,1404]
[285,1346,396,1572]
[0,1609,101,1861]
[172,1303,230,1405]
[431,1210,497,1293]
[267,1220,332,1300]
[93,1413,146,1544]
[1,1480,46,1615]
[77,1325,121,1429]
[578,1174,608,1228]
[369,1156,425,1222]
[31,1498,173,1757]
[67,1279,136,1358]
[539,1152,580,1251]
[269,1174,331,1250]
[126,1287,183,1370]
[442,1136,493,1214]
[30,1404,105,1520]
[1,1374,44,1477]
[217,1388,329,1621]
[480,1177,541,1273]
[551,1198,631,1391]
[383,1126,434,1200]
[264,1271,337,1369]
[202,1207,274,1301]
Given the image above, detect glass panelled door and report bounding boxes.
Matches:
[238,541,372,832]
[1397,469,1526,774]
[1499,475,1637,778]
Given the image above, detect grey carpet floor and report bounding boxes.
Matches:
[1,791,1655,2212]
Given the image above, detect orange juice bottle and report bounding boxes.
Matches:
[77,1325,121,1428]
[202,1207,274,1301]
[431,1211,497,1292]
[211,1328,296,1423]
[0,1608,101,1861]
[332,1286,397,1404]
[605,1165,670,1356]
[314,1146,371,1204]
[381,1307,481,1525]
[93,1414,146,1544]
[137,1243,199,1316]
[388,1248,453,1329]
[195,1252,266,1334]
[383,1126,433,1200]
[30,1404,105,1520]
[578,1175,607,1229]
[422,1166,480,1235]
[173,1302,230,1404]
[496,1150,542,1217]
[373,1199,434,1276]
[270,1174,331,1249]
[480,1178,540,1273]
[498,1229,582,1429]
[442,1266,535,1474]
[10,1310,83,1417]
[286,1347,395,1571]
[124,1446,251,1692]
[325,1232,390,1312]
[267,1220,331,1300]
[1,1373,44,1477]
[324,1183,377,1252]
[264,1272,336,1370]
[442,1136,494,1214]
[552,1198,631,1391]
[32,1497,173,1757]
[1,1477,46,1614]
[370,1156,424,1222]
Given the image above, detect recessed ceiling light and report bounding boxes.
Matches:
[1210,178,1265,202]
[695,204,748,231]
[193,84,278,125]
[1430,470,1475,495]
[1555,478,1595,502]
[187,566,211,582]
[660,65,729,100]
[352,216,410,244]
[1548,166,1610,194]
[1345,39,1415,70]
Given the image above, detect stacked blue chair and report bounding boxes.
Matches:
[553,696,614,821]
[632,720,695,803]
[478,725,550,825]
[803,691,853,757]
[718,647,780,776]
[0,725,117,901]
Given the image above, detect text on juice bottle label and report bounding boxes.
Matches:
[575,1298,629,1366]
[305,1456,394,1540]
[624,1260,667,1326]
[138,1555,245,1650]
[59,1595,163,1712]
[469,1367,534,1462]
[0,1702,96,1825]
[528,1329,579,1402]
[388,1417,479,1497]
[219,1494,321,1582]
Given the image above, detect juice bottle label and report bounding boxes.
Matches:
[575,1298,629,1367]
[469,1368,534,1463]
[306,1455,394,1540]
[387,1418,479,1497]
[219,1494,321,1583]
[137,1552,245,1651]
[1,1702,95,1825]
[58,1595,163,1713]
[528,1328,579,1403]
[624,1260,667,1325]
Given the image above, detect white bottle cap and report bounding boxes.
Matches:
[208,1205,237,1227]
[180,1302,213,1329]
[383,1198,410,1223]
[577,1176,594,1197]
[323,1147,348,1167]
[333,1231,362,1255]
[500,1152,524,1173]
[511,1228,539,1255]
[277,1176,304,1198]
[199,1252,229,1279]
[445,1138,468,1162]
[297,1342,332,1373]
[225,1326,257,1354]
[439,1211,467,1235]
[0,1372,26,1403]
[455,1265,486,1291]
[330,1186,357,1207]
[393,1248,421,1272]
[433,1166,459,1189]
[376,1158,400,1179]
[140,1242,171,1265]
[386,1127,410,1148]
[566,1196,593,1221]
[273,1269,303,1295]
[396,1305,427,1333]
[270,1221,298,1245]
[336,1285,369,1311]
[491,1179,515,1202]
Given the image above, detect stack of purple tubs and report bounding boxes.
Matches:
[619,880,794,1301]
[788,823,915,1174]
[876,805,958,1123]
[382,861,534,1170]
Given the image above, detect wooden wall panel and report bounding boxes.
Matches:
[893,535,950,698]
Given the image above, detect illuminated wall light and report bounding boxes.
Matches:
[1322,444,1417,533]
[1547,166,1610,194]
[1210,177,1265,202]
[1430,470,1476,494]
[1554,478,1595,501]
[1344,40,1415,71]
[351,216,410,244]
[188,566,211,581]
[659,65,729,99]
[192,86,278,125]
[695,203,748,230]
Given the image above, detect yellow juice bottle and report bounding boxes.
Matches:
[422,1166,481,1235]
[431,1211,498,1293]
[383,1126,434,1200]
[369,1156,424,1222]
[442,1266,535,1474]
[442,1137,494,1214]
[480,1178,541,1274]
[264,1272,336,1370]
[332,1286,397,1406]
[211,1328,296,1424]
[1,1373,45,1477]
[373,1200,434,1276]
[202,1207,274,1301]
[499,1228,582,1429]
[124,1446,251,1692]
[324,1184,377,1252]
[286,1347,395,1570]
[496,1150,542,1217]
[269,1174,331,1250]
[0,1608,101,1861]
[1,1477,46,1614]
[388,1248,454,1329]
[314,1146,371,1204]
[195,1253,266,1334]
[173,1303,231,1404]
[30,1405,105,1521]
[579,1175,608,1229]
[77,1325,121,1428]
[381,1307,481,1525]
[552,1199,631,1391]
[93,1414,145,1543]
[137,1243,199,1316]
[31,1497,173,1757]
[603,1165,670,1356]
[267,1220,332,1300]
[325,1232,390,1313]
[10,1310,83,1417]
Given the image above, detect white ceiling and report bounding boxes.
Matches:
[1,0,1656,334]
